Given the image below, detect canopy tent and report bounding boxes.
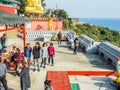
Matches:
[0,0,20,4]
[0,10,30,47]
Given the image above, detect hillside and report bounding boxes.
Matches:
[72,23,120,47]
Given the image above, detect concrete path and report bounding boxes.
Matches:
[3,41,115,90]
[69,76,116,90]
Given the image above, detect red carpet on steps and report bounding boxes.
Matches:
[47,71,71,90]
[47,71,116,90]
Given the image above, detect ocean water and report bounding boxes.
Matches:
[79,18,120,31]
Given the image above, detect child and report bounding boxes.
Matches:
[24,43,32,65]
[33,42,41,72]
[10,46,17,62]
[8,46,17,71]
[11,46,17,53]
[44,80,52,90]
[17,62,31,90]
[40,43,48,68]
[48,43,55,66]
[14,48,23,72]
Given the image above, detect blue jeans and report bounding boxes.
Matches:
[0,75,8,90]
[33,58,40,70]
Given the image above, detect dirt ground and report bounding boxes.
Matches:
[1,40,115,90]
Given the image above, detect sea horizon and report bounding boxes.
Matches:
[79,18,120,32]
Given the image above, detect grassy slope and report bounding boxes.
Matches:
[72,23,120,47]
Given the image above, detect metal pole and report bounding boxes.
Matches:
[56,3,58,30]
[22,25,26,48]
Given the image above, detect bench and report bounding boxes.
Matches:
[98,42,120,68]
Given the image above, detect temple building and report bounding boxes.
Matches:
[0,0,30,47]
[0,0,20,14]
[24,0,63,30]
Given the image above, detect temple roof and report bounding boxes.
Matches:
[0,10,30,26]
[0,0,20,4]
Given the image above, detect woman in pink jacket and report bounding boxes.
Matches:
[48,43,55,66]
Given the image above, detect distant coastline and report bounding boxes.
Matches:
[79,18,120,32]
[69,18,120,47]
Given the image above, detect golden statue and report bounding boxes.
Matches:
[25,0,44,14]
[48,19,54,30]
[110,72,120,87]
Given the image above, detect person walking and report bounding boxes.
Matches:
[40,43,48,68]
[0,57,8,90]
[48,43,55,66]
[57,31,62,44]
[17,62,31,90]
[0,34,6,48]
[33,42,41,72]
[24,43,32,66]
[73,38,80,54]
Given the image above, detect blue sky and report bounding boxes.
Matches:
[45,0,120,18]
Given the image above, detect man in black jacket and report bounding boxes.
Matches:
[57,31,62,45]
[32,42,41,72]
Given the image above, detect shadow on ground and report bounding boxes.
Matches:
[90,76,116,90]
[66,41,114,70]
[56,41,114,70]
[58,44,69,48]
[55,51,73,55]
[83,52,115,70]
[7,71,16,76]
[0,87,14,90]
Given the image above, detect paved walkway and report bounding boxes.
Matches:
[69,76,116,90]
[3,41,115,90]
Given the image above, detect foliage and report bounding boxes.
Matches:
[63,19,69,30]
[46,9,69,29]
[46,9,68,20]
[17,0,27,14]
[41,0,46,8]
[72,23,120,47]
[54,9,68,20]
